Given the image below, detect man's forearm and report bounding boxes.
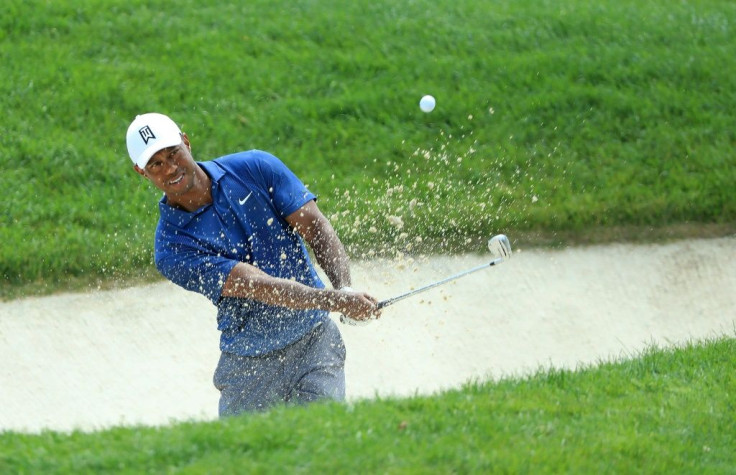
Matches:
[222,267,348,312]
[285,200,352,289]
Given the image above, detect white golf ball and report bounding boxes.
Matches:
[419,95,436,113]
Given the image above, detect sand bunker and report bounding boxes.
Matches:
[1,237,734,433]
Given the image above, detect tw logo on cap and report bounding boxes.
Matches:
[138,125,156,144]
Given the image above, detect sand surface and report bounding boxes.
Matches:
[1,237,734,433]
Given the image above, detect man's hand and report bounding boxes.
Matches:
[336,287,381,326]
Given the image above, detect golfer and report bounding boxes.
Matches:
[125,112,380,416]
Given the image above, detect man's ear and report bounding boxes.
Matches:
[133,165,146,177]
[182,132,191,150]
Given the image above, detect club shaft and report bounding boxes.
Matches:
[377,257,503,309]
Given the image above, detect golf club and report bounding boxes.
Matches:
[340,234,511,325]
[378,234,512,309]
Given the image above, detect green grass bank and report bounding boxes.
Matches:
[2,0,735,298]
[1,338,734,473]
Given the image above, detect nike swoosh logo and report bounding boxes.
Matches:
[238,192,253,205]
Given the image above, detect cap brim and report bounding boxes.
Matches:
[135,135,183,168]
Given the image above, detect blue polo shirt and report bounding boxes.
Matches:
[154,150,328,356]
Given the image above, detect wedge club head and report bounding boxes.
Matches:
[488,234,512,260]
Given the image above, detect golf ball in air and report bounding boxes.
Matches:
[419,95,436,112]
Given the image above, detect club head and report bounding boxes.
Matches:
[488,234,512,260]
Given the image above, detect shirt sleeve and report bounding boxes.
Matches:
[154,227,238,305]
[249,150,316,217]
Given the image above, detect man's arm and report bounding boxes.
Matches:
[221,199,379,321]
[285,200,351,289]
[220,261,375,318]
[286,199,381,322]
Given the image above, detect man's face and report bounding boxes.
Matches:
[136,134,197,197]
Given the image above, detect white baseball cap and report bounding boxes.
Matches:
[126,113,183,168]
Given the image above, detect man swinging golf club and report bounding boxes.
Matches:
[126,112,381,416]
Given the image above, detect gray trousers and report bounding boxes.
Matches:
[213,318,346,417]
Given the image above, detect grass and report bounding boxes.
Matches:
[1,338,734,473]
[2,0,736,298]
